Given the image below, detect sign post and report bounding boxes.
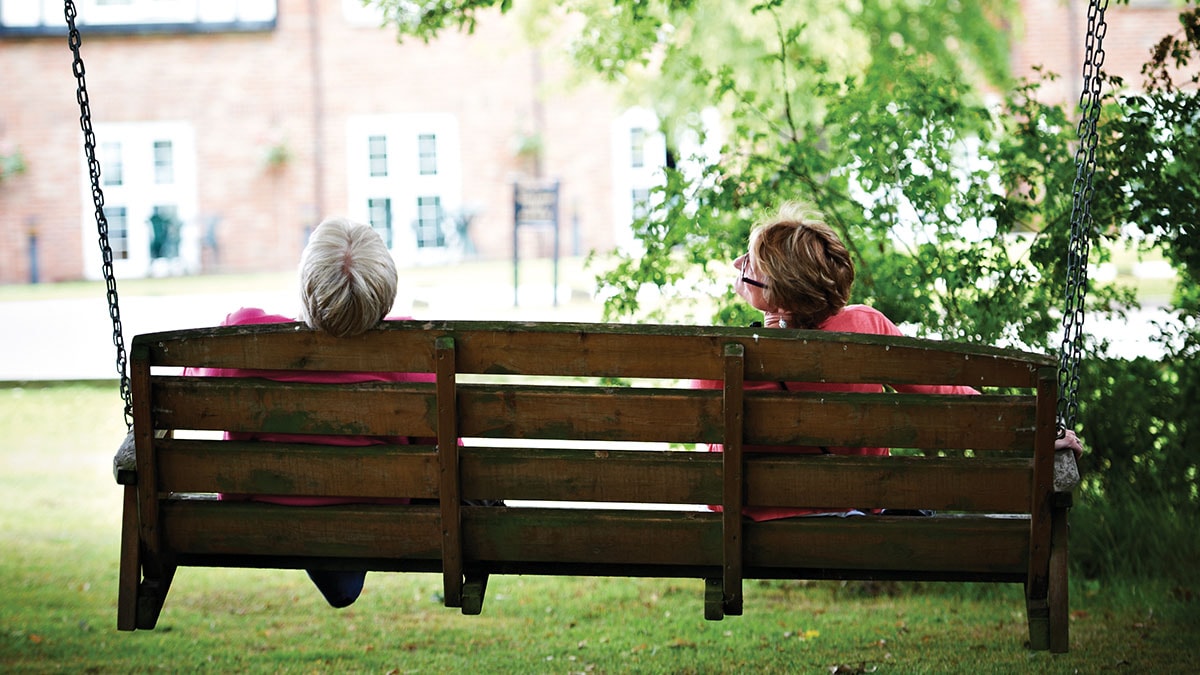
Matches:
[512,180,561,307]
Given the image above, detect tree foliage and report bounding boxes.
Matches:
[372,0,1200,531]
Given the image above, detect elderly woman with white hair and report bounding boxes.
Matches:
[187,217,425,608]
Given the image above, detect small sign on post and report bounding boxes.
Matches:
[512,180,561,307]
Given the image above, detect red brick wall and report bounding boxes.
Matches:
[0,0,1190,284]
[1013,0,1191,103]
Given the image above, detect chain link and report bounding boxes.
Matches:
[1058,0,1109,435]
[64,0,134,429]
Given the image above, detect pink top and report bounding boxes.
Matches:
[184,307,434,506]
[701,305,980,521]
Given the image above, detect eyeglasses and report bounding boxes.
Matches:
[739,257,768,289]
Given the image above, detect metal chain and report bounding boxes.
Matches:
[65,0,134,429]
[1058,0,1109,434]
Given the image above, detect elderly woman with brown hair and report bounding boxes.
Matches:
[709,203,1083,521]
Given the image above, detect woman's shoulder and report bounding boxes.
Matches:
[821,305,901,335]
[223,307,294,326]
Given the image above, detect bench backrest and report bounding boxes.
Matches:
[125,320,1059,611]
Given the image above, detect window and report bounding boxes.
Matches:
[368,135,388,177]
[346,114,462,263]
[342,0,385,26]
[2,0,277,34]
[153,140,174,184]
[418,134,438,175]
[83,122,197,279]
[78,0,277,25]
[367,198,393,247]
[611,108,667,251]
[108,206,130,261]
[415,196,445,249]
[149,204,181,259]
[101,141,124,187]
[631,188,652,222]
[630,127,647,169]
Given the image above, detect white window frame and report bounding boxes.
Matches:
[611,107,667,253]
[346,113,463,265]
[82,121,198,280]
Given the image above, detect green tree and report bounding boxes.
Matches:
[373,1,1200,568]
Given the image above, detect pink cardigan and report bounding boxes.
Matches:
[698,305,980,521]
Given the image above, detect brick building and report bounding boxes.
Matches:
[0,0,1185,284]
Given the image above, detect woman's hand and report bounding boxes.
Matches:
[1056,430,1085,461]
[762,310,795,329]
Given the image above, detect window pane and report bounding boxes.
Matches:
[154,140,174,184]
[367,197,392,247]
[101,141,123,186]
[368,135,388,177]
[108,206,129,260]
[149,204,180,259]
[630,127,646,169]
[631,188,651,221]
[415,195,444,248]
[418,134,437,175]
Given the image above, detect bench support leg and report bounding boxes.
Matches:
[1026,594,1050,651]
[1049,505,1070,653]
[117,485,140,631]
[704,579,725,621]
[135,566,176,630]
[461,570,489,616]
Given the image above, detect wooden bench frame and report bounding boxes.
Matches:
[114,320,1075,652]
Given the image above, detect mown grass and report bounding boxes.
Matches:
[2,383,1197,674]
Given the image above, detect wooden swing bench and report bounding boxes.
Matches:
[113,320,1076,652]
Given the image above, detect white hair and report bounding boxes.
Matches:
[298,217,397,337]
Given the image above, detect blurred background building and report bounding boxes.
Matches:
[0,0,1183,284]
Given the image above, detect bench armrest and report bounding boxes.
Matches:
[1053,449,1080,493]
[114,430,137,485]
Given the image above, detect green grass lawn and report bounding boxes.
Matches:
[1,383,1196,674]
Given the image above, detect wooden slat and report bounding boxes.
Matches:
[459,447,722,504]
[160,501,443,559]
[436,450,1034,514]
[117,484,139,631]
[463,507,722,568]
[134,321,1053,387]
[456,385,721,443]
[152,377,438,437]
[436,337,464,608]
[720,342,745,617]
[748,392,1038,451]
[1026,368,1059,604]
[152,378,1036,453]
[130,345,166,581]
[745,455,1034,513]
[1049,504,1070,653]
[745,516,1031,576]
[155,439,439,498]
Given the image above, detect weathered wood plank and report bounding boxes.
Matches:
[459,447,722,504]
[744,455,1034,513]
[745,516,1030,575]
[155,439,440,498]
[151,378,439,437]
[747,392,1038,451]
[721,342,746,616]
[152,377,1036,453]
[463,507,723,567]
[160,501,443,559]
[134,321,1053,387]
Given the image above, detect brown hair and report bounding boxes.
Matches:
[750,203,855,328]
